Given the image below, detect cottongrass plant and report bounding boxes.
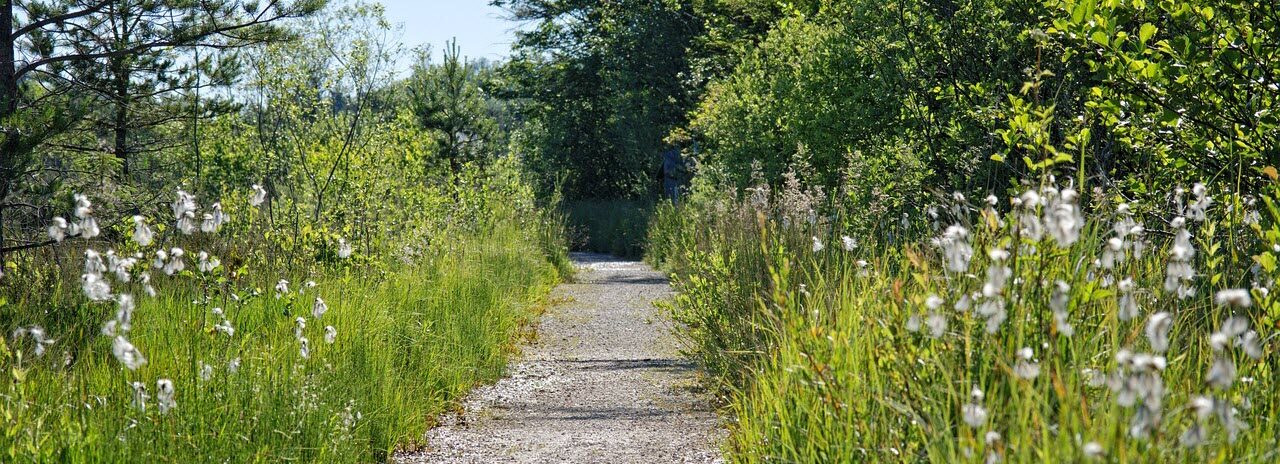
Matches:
[1,164,568,461]
[649,175,1279,463]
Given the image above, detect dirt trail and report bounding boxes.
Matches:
[397,252,724,464]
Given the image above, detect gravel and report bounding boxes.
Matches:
[396,252,725,464]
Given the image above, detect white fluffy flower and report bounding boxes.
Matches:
[48,216,68,242]
[1214,289,1251,308]
[840,236,857,251]
[112,335,146,370]
[250,184,267,207]
[131,216,153,246]
[1145,312,1173,353]
[338,238,353,259]
[324,325,337,344]
[156,379,176,414]
[312,297,328,319]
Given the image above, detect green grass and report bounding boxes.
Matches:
[2,212,564,462]
[650,184,1280,463]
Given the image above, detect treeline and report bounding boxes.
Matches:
[502,0,1278,216]
[0,0,514,263]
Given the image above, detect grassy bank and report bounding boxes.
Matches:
[649,180,1279,462]
[2,173,568,462]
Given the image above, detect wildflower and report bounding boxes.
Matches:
[48,216,68,242]
[338,238,353,259]
[932,225,973,273]
[228,357,241,374]
[173,189,197,219]
[1206,356,1236,390]
[163,248,185,275]
[962,387,988,428]
[156,379,176,414]
[1214,289,1251,308]
[140,272,156,297]
[981,248,1011,298]
[11,326,56,357]
[1186,183,1212,221]
[841,235,857,251]
[1016,189,1044,241]
[305,280,317,289]
[275,279,290,298]
[1013,347,1040,379]
[112,336,146,370]
[1164,217,1196,298]
[82,273,112,301]
[85,249,106,276]
[153,250,167,270]
[214,318,235,337]
[925,313,947,338]
[1145,312,1173,353]
[905,314,922,333]
[1238,331,1263,360]
[295,316,307,339]
[1051,281,1073,337]
[197,252,220,273]
[299,337,311,359]
[132,216,153,246]
[925,295,944,310]
[177,210,197,235]
[109,253,136,282]
[1117,278,1140,321]
[1082,442,1104,459]
[325,325,337,344]
[131,381,149,411]
[207,202,227,232]
[1045,187,1084,246]
[976,298,1007,334]
[1109,349,1168,439]
[79,217,100,240]
[955,293,974,312]
[251,184,267,207]
[1100,237,1124,269]
[73,194,92,219]
[200,362,214,381]
[810,236,824,253]
[311,297,329,319]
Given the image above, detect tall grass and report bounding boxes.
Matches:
[1,174,567,461]
[650,178,1279,462]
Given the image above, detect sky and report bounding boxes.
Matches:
[377,0,517,66]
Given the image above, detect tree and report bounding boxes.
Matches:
[495,0,703,199]
[407,39,496,184]
[0,0,324,257]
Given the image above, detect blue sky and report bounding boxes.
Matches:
[377,0,517,64]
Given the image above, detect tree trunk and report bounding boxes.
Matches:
[0,0,18,260]
[113,60,130,176]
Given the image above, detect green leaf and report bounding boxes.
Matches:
[1138,23,1157,43]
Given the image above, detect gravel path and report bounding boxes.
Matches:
[397,252,724,464]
